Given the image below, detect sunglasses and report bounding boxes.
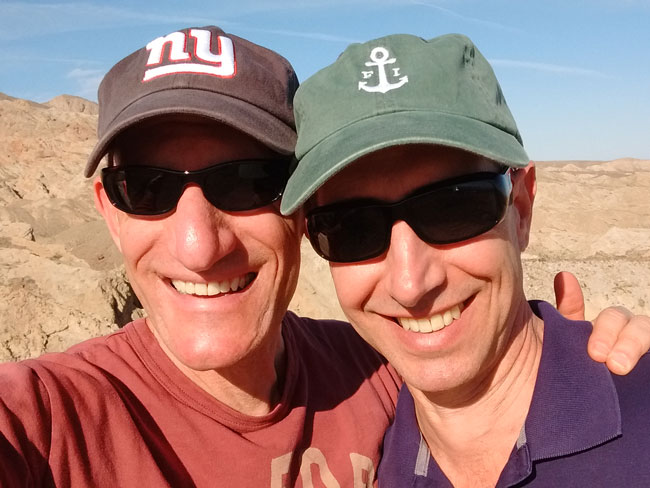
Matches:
[306,170,514,263]
[101,159,289,216]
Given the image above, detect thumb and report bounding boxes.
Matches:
[554,271,586,321]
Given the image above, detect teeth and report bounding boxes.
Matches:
[172,273,253,297]
[430,314,445,331]
[397,303,463,334]
[194,283,207,296]
[229,277,240,292]
[174,280,186,293]
[417,318,433,333]
[443,310,453,326]
[451,305,461,320]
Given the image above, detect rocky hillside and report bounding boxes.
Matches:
[0,92,648,361]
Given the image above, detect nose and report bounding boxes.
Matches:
[383,220,446,309]
[167,185,238,271]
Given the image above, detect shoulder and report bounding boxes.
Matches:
[606,354,650,473]
[284,312,401,386]
[64,319,139,360]
[530,300,592,357]
[283,310,382,361]
[532,300,650,396]
[0,321,157,483]
[0,319,154,447]
[0,360,51,404]
[531,300,650,444]
[0,320,143,398]
[283,311,401,400]
[611,352,650,417]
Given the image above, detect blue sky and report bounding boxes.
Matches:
[1,0,648,161]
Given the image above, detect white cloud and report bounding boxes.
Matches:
[0,0,455,41]
[67,67,103,79]
[243,26,361,44]
[489,58,615,79]
[576,0,650,7]
[211,0,421,11]
[66,67,104,100]
[0,0,407,43]
[0,2,225,41]
[408,0,523,33]
[0,0,489,44]
[0,52,102,65]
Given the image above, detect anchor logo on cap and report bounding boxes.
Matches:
[358,47,409,94]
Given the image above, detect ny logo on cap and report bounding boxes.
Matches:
[358,47,408,94]
[143,28,236,82]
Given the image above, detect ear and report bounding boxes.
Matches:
[93,177,123,253]
[289,205,305,235]
[510,162,536,251]
[301,201,313,238]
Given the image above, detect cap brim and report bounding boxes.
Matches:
[280,110,529,215]
[85,88,296,177]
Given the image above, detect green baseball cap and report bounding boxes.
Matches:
[281,33,529,215]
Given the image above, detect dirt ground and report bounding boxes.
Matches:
[1,93,648,360]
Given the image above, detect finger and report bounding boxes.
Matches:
[603,314,650,376]
[587,306,633,365]
[554,271,586,321]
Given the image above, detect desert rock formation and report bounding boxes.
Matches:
[0,93,648,361]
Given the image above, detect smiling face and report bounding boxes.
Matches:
[312,144,535,396]
[94,119,302,374]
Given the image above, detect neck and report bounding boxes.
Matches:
[149,319,287,416]
[190,337,287,415]
[411,303,544,488]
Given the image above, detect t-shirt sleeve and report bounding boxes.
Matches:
[0,361,53,486]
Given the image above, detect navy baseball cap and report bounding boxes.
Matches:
[85,25,298,177]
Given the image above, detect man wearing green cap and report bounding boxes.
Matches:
[282,33,650,486]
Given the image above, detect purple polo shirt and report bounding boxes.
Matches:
[378,301,650,487]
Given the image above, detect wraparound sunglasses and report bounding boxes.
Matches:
[102,159,289,216]
[306,170,514,263]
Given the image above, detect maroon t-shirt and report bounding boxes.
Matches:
[0,312,400,487]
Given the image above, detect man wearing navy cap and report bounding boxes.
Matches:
[2,26,400,486]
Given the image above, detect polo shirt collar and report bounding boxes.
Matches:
[523,301,621,461]
[378,301,622,487]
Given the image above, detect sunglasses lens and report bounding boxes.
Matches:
[102,167,180,215]
[408,180,508,245]
[307,206,389,262]
[203,161,286,211]
[102,160,288,215]
[307,174,511,263]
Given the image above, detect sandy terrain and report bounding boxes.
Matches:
[0,92,648,361]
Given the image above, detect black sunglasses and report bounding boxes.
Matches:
[101,159,289,216]
[306,170,514,263]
